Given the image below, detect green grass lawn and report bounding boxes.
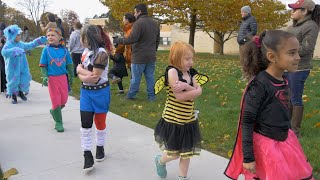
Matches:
[28,48,320,178]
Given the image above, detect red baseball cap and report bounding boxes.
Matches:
[288,0,316,11]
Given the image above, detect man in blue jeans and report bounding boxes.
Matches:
[114,3,160,101]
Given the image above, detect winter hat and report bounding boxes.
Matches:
[3,25,22,42]
[241,6,251,14]
[288,0,316,11]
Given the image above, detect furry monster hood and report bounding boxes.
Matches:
[4,25,23,42]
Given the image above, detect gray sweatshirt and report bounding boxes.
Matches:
[288,15,319,70]
[69,29,84,54]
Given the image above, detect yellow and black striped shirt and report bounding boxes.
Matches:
[162,86,195,125]
[161,66,198,125]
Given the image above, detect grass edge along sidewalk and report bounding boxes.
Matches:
[27,48,320,178]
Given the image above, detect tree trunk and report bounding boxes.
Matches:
[36,22,41,36]
[189,11,196,47]
[213,32,221,53]
[213,32,225,55]
[219,40,224,55]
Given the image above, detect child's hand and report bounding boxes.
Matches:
[42,77,48,87]
[83,73,99,83]
[11,47,25,57]
[76,64,84,74]
[39,36,48,44]
[243,161,256,174]
[173,81,188,92]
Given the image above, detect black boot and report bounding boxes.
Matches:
[83,151,94,172]
[96,146,105,162]
[11,95,17,104]
[291,106,304,138]
[18,91,27,101]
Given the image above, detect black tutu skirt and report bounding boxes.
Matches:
[154,118,201,159]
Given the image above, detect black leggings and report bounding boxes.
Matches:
[117,79,123,91]
[108,71,124,91]
[81,111,94,128]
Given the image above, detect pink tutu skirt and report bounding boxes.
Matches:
[243,130,313,180]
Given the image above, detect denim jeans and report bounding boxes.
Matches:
[127,61,155,100]
[284,70,310,106]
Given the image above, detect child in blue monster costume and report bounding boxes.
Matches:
[1,24,47,104]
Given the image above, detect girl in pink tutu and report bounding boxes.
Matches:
[224,30,314,180]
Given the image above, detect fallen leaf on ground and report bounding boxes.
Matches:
[3,168,18,179]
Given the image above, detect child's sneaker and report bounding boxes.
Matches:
[83,151,94,173]
[11,95,17,104]
[18,91,27,101]
[96,146,105,162]
[111,76,121,84]
[178,176,189,180]
[155,155,167,178]
[117,90,125,95]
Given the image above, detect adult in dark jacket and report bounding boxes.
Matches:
[238,5,258,80]
[237,6,257,46]
[114,3,160,101]
[286,0,320,137]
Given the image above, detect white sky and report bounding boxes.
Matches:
[3,0,320,23]
[2,0,109,22]
[282,0,320,5]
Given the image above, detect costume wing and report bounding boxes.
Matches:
[154,75,165,95]
[195,74,209,86]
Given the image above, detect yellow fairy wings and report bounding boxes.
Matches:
[154,74,209,95]
[154,76,166,95]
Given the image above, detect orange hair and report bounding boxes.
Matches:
[169,41,195,71]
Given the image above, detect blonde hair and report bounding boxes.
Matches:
[169,41,195,71]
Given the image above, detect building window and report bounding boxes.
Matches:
[160,37,171,45]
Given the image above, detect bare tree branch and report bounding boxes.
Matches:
[205,30,219,44]
[17,0,50,26]
[224,31,237,43]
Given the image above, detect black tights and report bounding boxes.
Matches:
[81,111,94,128]
[117,79,123,91]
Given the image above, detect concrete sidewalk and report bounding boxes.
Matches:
[0,81,234,180]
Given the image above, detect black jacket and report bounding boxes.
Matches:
[108,53,128,78]
[237,14,257,45]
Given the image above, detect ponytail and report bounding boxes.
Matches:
[311,4,320,26]
[240,31,268,80]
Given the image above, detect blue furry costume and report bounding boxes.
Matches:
[1,25,47,97]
